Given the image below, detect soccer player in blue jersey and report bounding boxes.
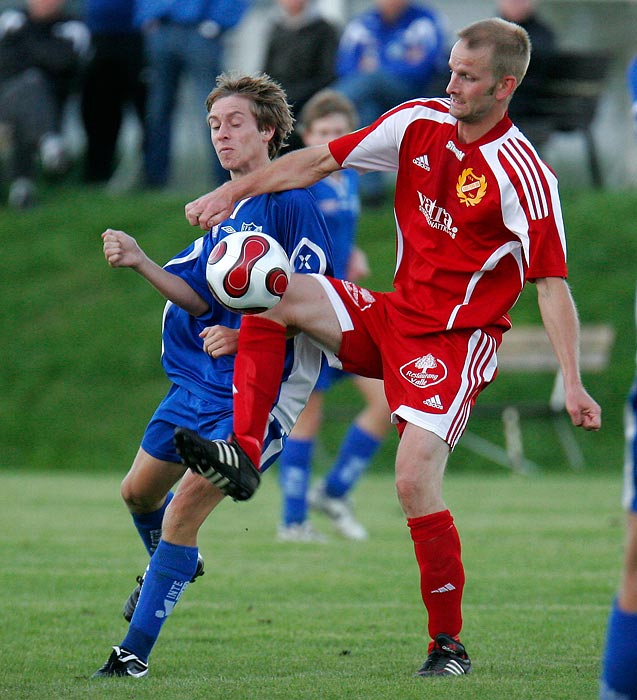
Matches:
[276,89,391,543]
[93,73,333,678]
[599,59,637,700]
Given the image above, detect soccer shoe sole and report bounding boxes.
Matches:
[173,428,261,501]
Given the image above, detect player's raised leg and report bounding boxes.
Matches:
[175,273,342,495]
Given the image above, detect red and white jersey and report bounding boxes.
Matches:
[329,97,568,336]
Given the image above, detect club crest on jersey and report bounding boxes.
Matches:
[400,354,448,389]
[341,280,375,311]
[456,168,487,207]
[240,222,263,232]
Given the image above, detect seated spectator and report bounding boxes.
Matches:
[497,0,557,146]
[81,0,146,185]
[263,0,340,152]
[0,0,90,209]
[136,0,248,189]
[333,0,449,203]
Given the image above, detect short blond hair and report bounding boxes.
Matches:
[458,17,531,86]
[205,73,294,159]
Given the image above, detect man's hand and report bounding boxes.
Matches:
[565,384,602,431]
[200,325,239,358]
[185,182,236,230]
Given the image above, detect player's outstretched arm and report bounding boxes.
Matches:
[101,228,209,317]
[536,276,602,431]
[185,144,340,230]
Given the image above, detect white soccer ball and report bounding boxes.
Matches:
[206,231,292,314]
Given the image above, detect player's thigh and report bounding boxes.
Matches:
[121,446,187,511]
[270,273,343,355]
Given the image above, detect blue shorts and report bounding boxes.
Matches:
[141,384,285,472]
[623,377,637,512]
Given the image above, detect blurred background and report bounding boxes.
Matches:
[1,0,636,478]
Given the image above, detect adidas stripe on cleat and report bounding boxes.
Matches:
[92,646,148,678]
[415,633,471,677]
[173,428,261,501]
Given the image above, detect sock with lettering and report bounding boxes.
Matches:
[120,539,199,662]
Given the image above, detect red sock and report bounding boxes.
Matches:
[232,315,287,468]
[407,509,465,642]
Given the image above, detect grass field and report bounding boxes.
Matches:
[0,183,636,698]
[0,468,624,700]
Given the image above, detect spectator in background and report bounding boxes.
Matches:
[497,0,556,147]
[629,54,637,133]
[0,0,90,209]
[276,90,391,543]
[598,55,637,700]
[136,0,249,189]
[263,0,340,152]
[81,0,146,185]
[333,0,449,203]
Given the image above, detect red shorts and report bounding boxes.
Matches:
[314,276,500,448]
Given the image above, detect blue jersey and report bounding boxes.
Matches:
[629,55,637,132]
[159,189,332,436]
[336,3,449,92]
[308,169,359,280]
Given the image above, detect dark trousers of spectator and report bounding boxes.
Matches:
[81,33,147,183]
[0,68,61,180]
[142,21,227,188]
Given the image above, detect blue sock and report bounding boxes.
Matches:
[132,492,174,555]
[279,438,313,525]
[121,539,199,662]
[600,598,637,699]
[324,425,380,498]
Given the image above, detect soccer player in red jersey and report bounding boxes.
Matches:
[177,18,601,677]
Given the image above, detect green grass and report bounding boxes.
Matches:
[1,185,634,697]
[0,469,624,699]
[1,184,636,475]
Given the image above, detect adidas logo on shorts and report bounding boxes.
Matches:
[423,394,444,410]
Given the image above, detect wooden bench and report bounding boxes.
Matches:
[461,324,615,472]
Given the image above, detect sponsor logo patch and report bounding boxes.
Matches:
[341,280,375,311]
[400,354,447,388]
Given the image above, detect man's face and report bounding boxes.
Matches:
[28,0,65,20]
[446,41,502,125]
[207,95,272,176]
[302,112,351,147]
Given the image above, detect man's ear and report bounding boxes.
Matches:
[497,75,518,101]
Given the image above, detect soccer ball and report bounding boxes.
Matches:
[206,231,292,314]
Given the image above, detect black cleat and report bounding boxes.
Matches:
[122,554,205,622]
[92,645,148,678]
[173,428,261,501]
[415,633,472,677]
